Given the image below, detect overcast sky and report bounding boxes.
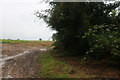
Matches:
[0,0,56,40]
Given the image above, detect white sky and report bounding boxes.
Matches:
[0,0,56,41]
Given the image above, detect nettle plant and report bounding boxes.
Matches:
[83,25,120,60]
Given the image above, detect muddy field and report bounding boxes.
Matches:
[1,42,52,78]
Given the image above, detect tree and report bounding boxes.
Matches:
[52,33,57,41]
[36,2,120,56]
[39,38,42,41]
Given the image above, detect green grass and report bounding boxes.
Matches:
[0,39,51,44]
[37,50,97,78]
[37,52,72,78]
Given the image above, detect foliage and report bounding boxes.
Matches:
[52,33,57,41]
[36,1,120,61]
[83,24,120,61]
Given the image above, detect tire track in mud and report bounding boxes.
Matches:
[0,51,29,66]
[1,48,47,78]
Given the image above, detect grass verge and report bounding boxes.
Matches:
[37,51,72,78]
[37,50,96,78]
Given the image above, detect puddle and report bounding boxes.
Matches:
[4,75,13,78]
[40,48,47,51]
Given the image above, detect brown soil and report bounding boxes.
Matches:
[2,42,52,56]
[1,43,51,78]
[57,57,120,78]
[2,50,41,78]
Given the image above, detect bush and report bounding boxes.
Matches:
[83,25,120,61]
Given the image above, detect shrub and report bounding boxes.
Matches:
[83,25,120,61]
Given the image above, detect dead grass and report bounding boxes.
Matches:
[14,41,53,47]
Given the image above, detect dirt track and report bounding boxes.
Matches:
[1,43,48,78]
